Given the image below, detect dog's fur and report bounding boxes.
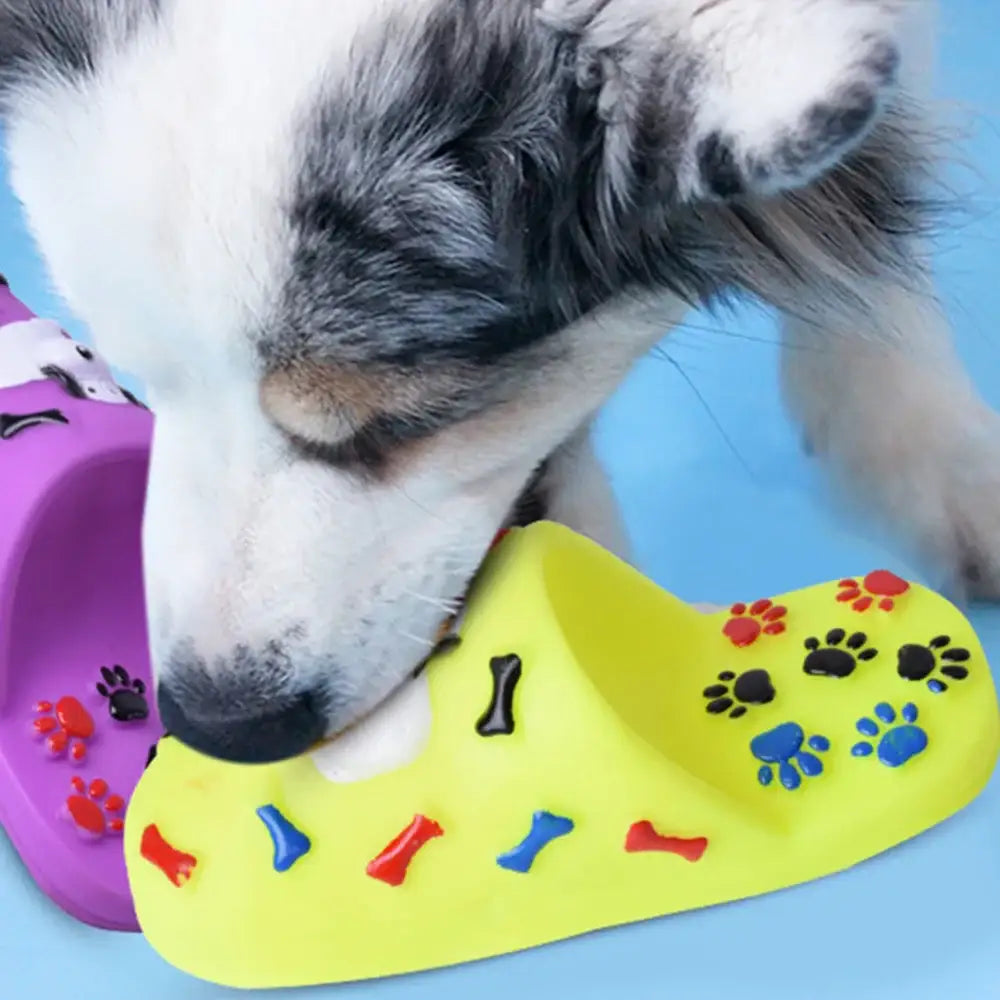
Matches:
[3,0,1000,762]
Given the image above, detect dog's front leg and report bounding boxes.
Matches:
[532,422,633,562]
[782,273,1000,597]
[533,0,997,592]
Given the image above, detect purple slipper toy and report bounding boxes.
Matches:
[0,274,161,931]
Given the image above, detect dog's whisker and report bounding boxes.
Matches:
[397,629,435,649]
[402,589,463,614]
[657,348,756,480]
[670,322,831,353]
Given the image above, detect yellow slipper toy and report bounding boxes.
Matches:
[124,521,1000,989]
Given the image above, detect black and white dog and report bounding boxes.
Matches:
[2,0,997,766]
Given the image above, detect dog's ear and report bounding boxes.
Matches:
[539,0,904,201]
[0,0,158,112]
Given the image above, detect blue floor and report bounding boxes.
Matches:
[2,6,999,999]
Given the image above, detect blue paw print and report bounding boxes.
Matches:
[751,722,831,790]
[851,702,928,767]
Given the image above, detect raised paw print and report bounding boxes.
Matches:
[803,629,878,678]
[63,776,125,838]
[722,599,787,647]
[851,702,927,767]
[32,696,95,762]
[703,669,776,718]
[751,722,830,791]
[96,664,149,722]
[836,570,909,612]
[896,636,970,693]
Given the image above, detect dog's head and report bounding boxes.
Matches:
[0,0,906,762]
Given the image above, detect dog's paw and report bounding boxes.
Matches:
[537,0,905,198]
[926,424,1000,602]
[844,406,1000,602]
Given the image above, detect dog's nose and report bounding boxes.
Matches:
[156,684,328,764]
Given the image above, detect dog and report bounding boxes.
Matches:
[2,0,998,768]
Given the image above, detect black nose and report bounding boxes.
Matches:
[156,685,328,764]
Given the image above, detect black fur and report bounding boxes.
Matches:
[273,1,718,373]
[2,0,937,468]
[697,133,744,199]
[0,0,933,378]
[0,0,160,109]
[155,638,333,764]
[509,459,551,527]
[271,0,934,388]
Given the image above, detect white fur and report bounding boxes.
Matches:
[781,278,1000,588]
[676,0,902,195]
[539,0,906,196]
[543,421,633,559]
[136,280,682,722]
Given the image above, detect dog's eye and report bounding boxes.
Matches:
[282,422,391,475]
[76,345,94,361]
[281,410,440,477]
[260,362,471,476]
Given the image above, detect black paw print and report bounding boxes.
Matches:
[803,629,878,678]
[702,669,776,719]
[96,665,149,722]
[897,635,970,693]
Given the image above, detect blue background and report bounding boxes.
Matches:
[1,5,998,998]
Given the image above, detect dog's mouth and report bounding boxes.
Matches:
[361,458,550,712]
[300,527,502,755]
[409,523,513,680]
[144,467,551,766]
[146,520,524,769]
[309,506,532,754]
[404,458,549,681]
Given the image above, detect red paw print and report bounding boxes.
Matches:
[836,570,910,612]
[722,598,787,647]
[64,776,125,838]
[32,696,95,762]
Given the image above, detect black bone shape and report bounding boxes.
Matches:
[476,654,522,737]
[0,408,69,439]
